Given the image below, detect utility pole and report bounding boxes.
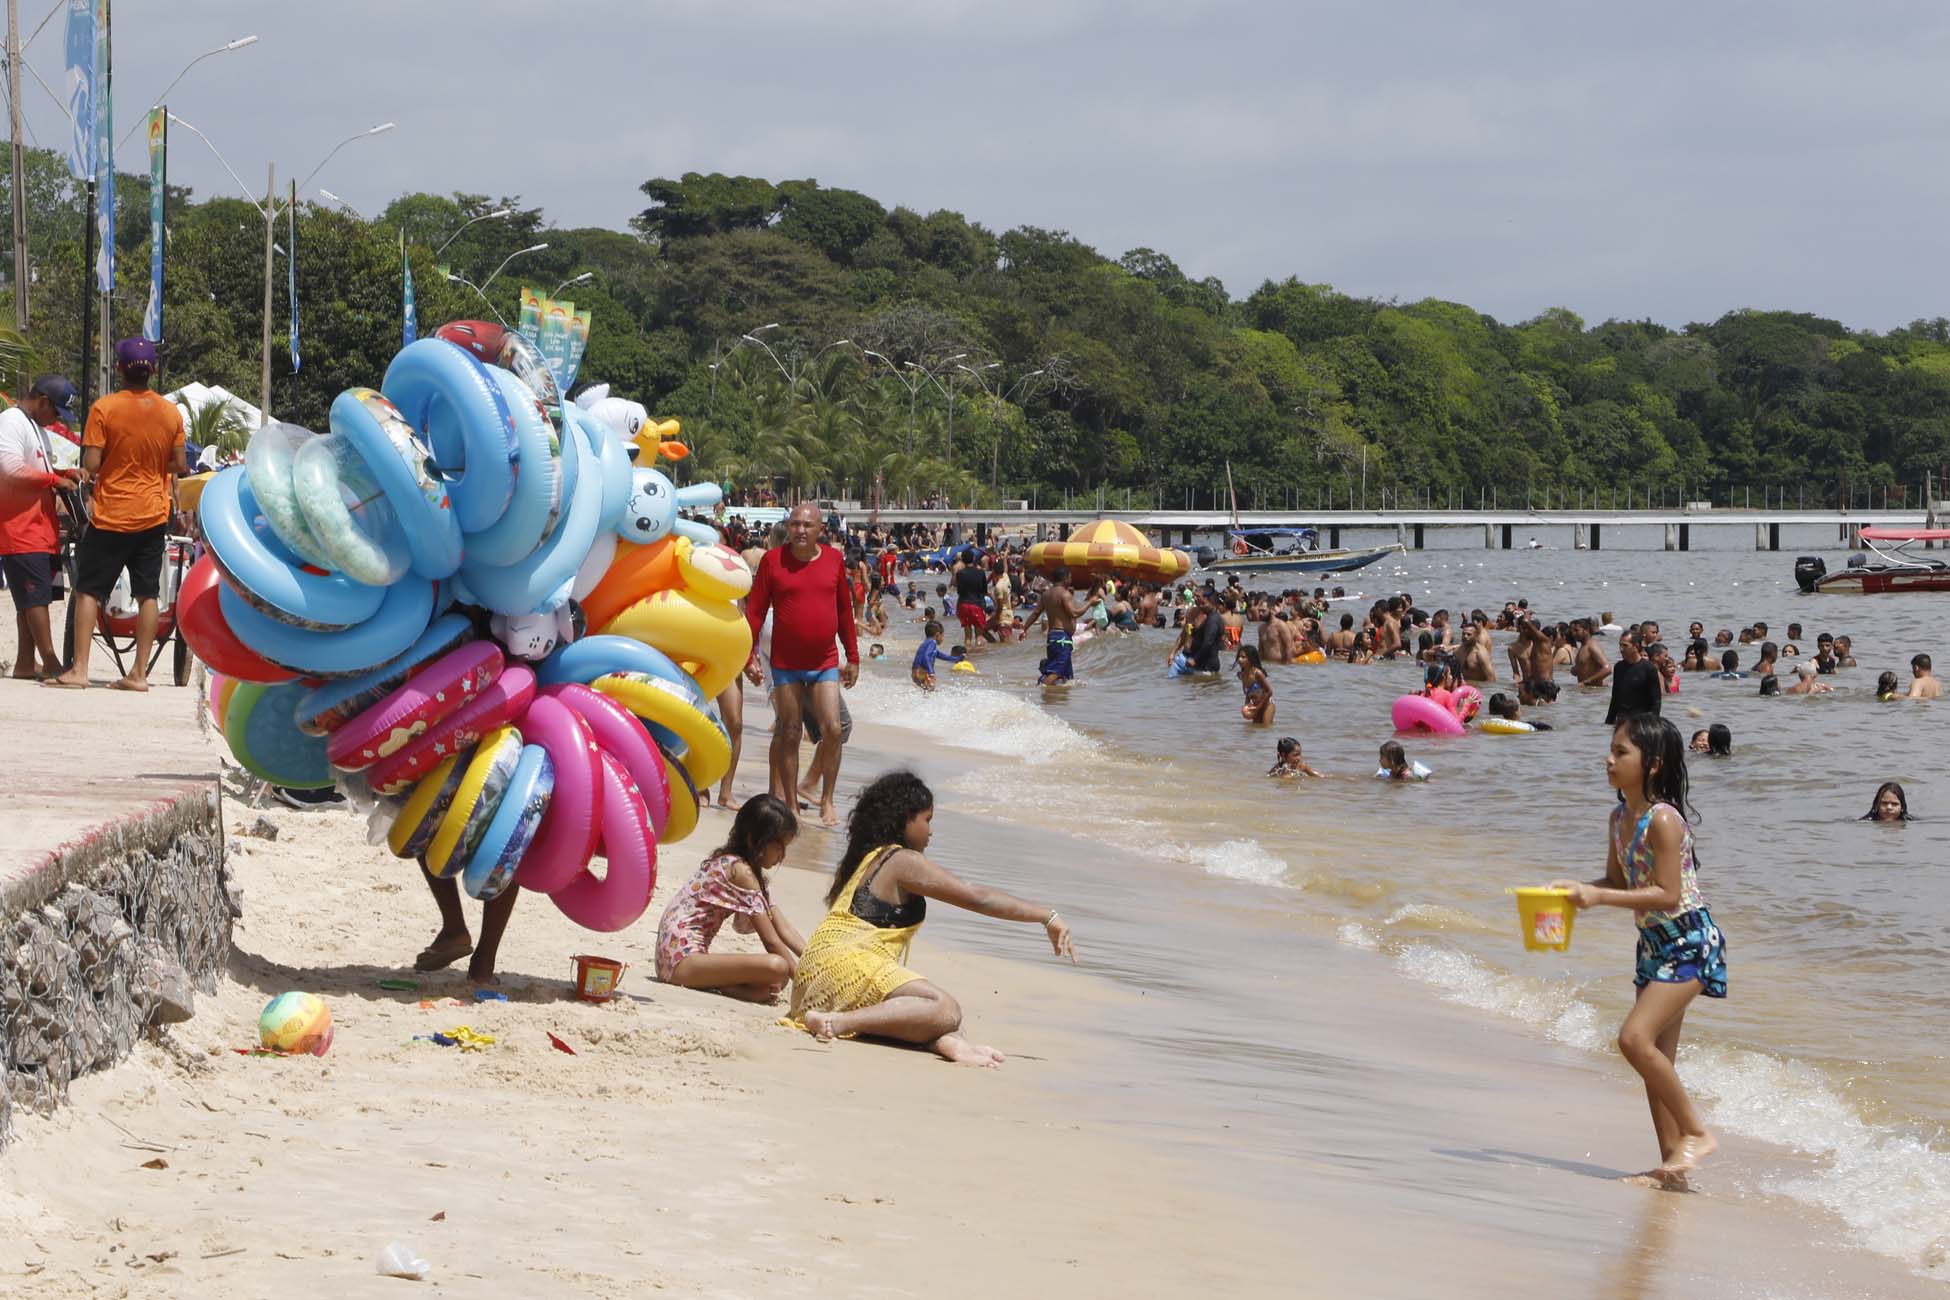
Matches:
[95,0,112,400]
[260,161,274,420]
[6,0,26,330]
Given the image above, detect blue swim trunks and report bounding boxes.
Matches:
[1634,907,1728,999]
[1039,631,1074,681]
[771,666,840,687]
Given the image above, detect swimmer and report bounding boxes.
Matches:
[1487,691,1552,731]
[1834,635,1857,668]
[1876,670,1900,701]
[1907,653,1941,699]
[1375,740,1430,782]
[1686,723,1731,756]
[1758,673,1780,697]
[1237,645,1274,725]
[1785,662,1832,696]
[1267,736,1322,779]
[869,643,885,660]
[1711,650,1743,680]
[1549,715,1724,1189]
[1862,781,1912,822]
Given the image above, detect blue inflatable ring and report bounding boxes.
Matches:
[456,366,562,566]
[294,612,474,736]
[326,385,463,580]
[200,466,387,631]
[381,339,519,539]
[218,574,437,679]
[224,679,333,788]
[537,634,692,689]
[457,411,603,615]
[459,743,554,901]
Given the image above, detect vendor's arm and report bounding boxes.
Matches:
[888,849,1075,961]
[0,428,63,488]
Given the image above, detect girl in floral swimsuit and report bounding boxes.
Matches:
[655,795,806,1003]
[1553,713,1728,1189]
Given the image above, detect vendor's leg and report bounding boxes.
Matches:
[802,980,1002,1067]
[10,605,37,677]
[668,951,792,1002]
[23,603,55,675]
[467,884,520,984]
[47,593,97,686]
[416,868,473,970]
[715,677,744,808]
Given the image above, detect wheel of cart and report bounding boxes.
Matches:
[55,484,197,686]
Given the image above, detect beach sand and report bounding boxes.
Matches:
[0,680,1942,1297]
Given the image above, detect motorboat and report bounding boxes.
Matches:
[1795,528,1950,594]
[1198,527,1404,576]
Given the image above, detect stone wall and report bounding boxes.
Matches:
[0,786,230,1144]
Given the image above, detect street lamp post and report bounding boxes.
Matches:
[862,349,929,459]
[173,114,395,419]
[445,272,508,327]
[961,364,1044,489]
[741,332,854,396]
[115,35,258,152]
[906,353,968,458]
[479,242,547,298]
[432,206,513,262]
[317,187,365,220]
[550,270,594,298]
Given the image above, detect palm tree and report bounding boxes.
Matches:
[176,394,251,458]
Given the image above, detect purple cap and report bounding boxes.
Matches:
[115,337,157,369]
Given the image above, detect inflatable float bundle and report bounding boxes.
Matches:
[184,326,748,932]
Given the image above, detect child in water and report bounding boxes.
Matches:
[911,620,944,691]
[655,795,807,1003]
[1375,740,1431,781]
[1268,736,1322,779]
[1550,715,1726,1188]
[1237,645,1275,725]
[1487,692,1552,731]
[1876,670,1900,701]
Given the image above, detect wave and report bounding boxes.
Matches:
[1384,941,1950,1282]
[852,673,1097,765]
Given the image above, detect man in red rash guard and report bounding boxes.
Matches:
[746,502,859,827]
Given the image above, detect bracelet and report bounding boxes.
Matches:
[1043,910,1059,927]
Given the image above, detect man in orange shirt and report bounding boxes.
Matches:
[48,338,187,691]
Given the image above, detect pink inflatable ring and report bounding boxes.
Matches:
[549,749,657,932]
[327,641,504,772]
[1391,694,1465,737]
[369,665,536,797]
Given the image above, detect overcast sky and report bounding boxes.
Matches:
[21,0,1950,331]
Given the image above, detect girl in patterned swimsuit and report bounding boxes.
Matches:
[1553,713,1727,1188]
[655,795,807,1003]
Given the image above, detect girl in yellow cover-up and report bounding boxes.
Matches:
[788,770,1077,1068]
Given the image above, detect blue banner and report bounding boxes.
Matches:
[401,230,417,347]
[141,106,163,341]
[61,0,92,182]
[91,0,112,294]
[288,181,299,372]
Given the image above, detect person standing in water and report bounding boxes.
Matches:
[1604,631,1661,724]
[1021,565,1095,685]
[1552,714,1725,1189]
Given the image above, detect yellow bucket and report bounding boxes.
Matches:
[1513,888,1576,952]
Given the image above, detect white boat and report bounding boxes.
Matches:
[1796,528,1950,594]
[1200,528,1405,576]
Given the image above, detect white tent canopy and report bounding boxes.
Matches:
[165,381,263,432]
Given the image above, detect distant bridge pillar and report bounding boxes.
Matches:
[1396,523,1407,549]
[1769,522,1780,552]
[1500,523,1512,550]
[1574,522,1585,550]
[1663,523,1678,551]
[1847,522,1863,548]
[1330,526,1341,549]
[1182,527,1193,547]
[1485,523,1494,548]
[1678,523,1690,552]
[1059,522,1071,542]
[1590,523,1602,551]
[1413,523,1425,550]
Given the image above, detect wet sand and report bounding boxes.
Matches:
[0,678,1940,1297]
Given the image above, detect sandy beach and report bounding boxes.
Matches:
[0,670,1943,1298]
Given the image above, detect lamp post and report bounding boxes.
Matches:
[317,188,365,220]
[906,353,967,458]
[445,272,508,327]
[432,206,512,262]
[741,332,854,396]
[550,270,594,298]
[961,364,1045,489]
[115,35,257,152]
[480,242,547,294]
[172,114,394,419]
[862,349,930,458]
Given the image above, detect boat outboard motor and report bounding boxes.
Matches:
[1194,546,1217,566]
[1794,556,1827,592]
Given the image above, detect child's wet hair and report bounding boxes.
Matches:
[1611,714,1696,822]
[1379,740,1406,768]
[1276,736,1300,755]
[709,794,798,897]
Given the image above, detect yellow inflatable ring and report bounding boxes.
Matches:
[424,725,524,878]
[590,671,732,790]
[659,748,700,844]
[600,587,752,699]
[1295,649,1326,665]
[675,538,753,602]
[387,752,466,860]
[1479,718,1536,735]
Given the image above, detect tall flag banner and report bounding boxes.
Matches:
[516,286,542,342]
[288,181,300,372]
[516,288,594,391]
[561,304,591,390]
[141,106,165,341]
[92,0,112,293]
[535,298,573,386]
[401,230,416,346]
[61,0,93,182]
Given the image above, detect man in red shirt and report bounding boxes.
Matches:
[746,502,859,826]
[0,376,82,678]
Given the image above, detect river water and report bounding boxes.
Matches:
[853,521,1949,1283]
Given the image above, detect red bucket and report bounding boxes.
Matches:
[571,954,626,1002]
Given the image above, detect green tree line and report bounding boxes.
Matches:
[5,151,1949,510]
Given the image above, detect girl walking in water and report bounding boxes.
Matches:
[1552,714,1727,1188]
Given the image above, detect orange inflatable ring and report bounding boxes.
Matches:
[1233,538,1248,556]
[579,537,680,632]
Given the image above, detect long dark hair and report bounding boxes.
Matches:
[827,770,934,905]
[1862,781,1912,822]
[1612,714,1696,823]
[710,794,798,897]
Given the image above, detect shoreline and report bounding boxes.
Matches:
[0,669,1941,1295]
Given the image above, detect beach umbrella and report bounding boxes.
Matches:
[1025,519,1190,586]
